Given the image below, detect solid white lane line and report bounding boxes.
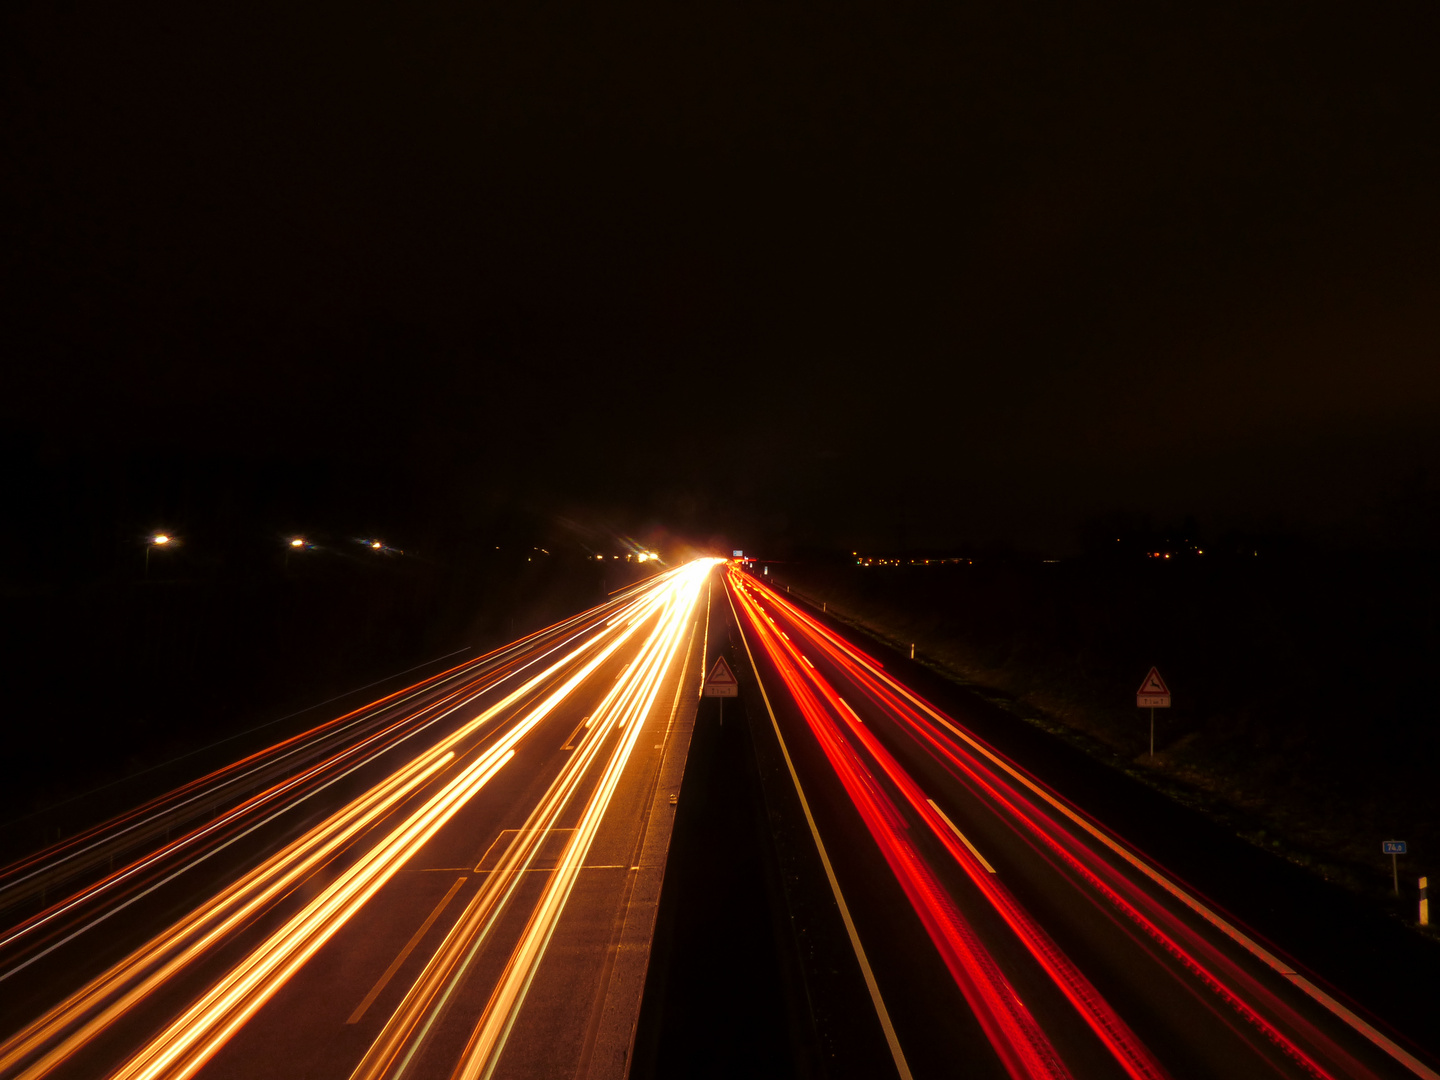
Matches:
[725,583,914,1080]
[348,877,468,1024]
[925,800,996,874]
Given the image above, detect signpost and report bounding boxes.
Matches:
[704,655,738,725]
[1136,667,1171,758]
[1383,841,1407,895]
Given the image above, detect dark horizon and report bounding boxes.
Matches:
[5,1,1440,557]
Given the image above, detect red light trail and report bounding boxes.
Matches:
[726,565,1428,1080]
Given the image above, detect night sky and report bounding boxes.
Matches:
[5,0,1440,555]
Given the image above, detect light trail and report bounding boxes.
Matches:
[449,559,710,1080]
[5,751,456,1080]
[348,559,717,1080]
[107,747,516,1080]
[0,617,586,901]
[0,596,635,979]
[730,571,1077,1080]
[2,614,630,1070]
[729,568,1407,1080]
[0,563,717,1080]
[730,571,1167,1080]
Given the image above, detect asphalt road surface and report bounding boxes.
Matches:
[0,559,722,1080]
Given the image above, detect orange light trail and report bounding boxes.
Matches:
[0,599,636,982]
[450,559,713,1080]
[0,562,720,1080]
[348,558,718,1080]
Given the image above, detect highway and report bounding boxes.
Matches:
[7,556,1436,1080]
[0,558,721,1080]
[724,565,1440,1080]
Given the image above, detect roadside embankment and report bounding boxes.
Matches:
[769,556,1438,927]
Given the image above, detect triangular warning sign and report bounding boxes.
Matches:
[1137,667,1169,695]
[706,657,738,686]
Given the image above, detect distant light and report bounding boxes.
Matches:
[637,553,648,563]
[371,541,382,550]
[290,538,305,548]
[152,535,170,545]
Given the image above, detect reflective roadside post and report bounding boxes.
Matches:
[1420,876,1429,926]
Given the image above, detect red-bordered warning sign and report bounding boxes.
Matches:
[704,656,738,697]
[1136,666,1171,708]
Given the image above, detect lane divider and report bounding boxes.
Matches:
[348,876,469,1025]
[927,799,996,874]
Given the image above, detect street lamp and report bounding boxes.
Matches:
[145,534,171,577]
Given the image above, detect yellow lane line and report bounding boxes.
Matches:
[348,877,468,1025]
[925,799,996,873]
